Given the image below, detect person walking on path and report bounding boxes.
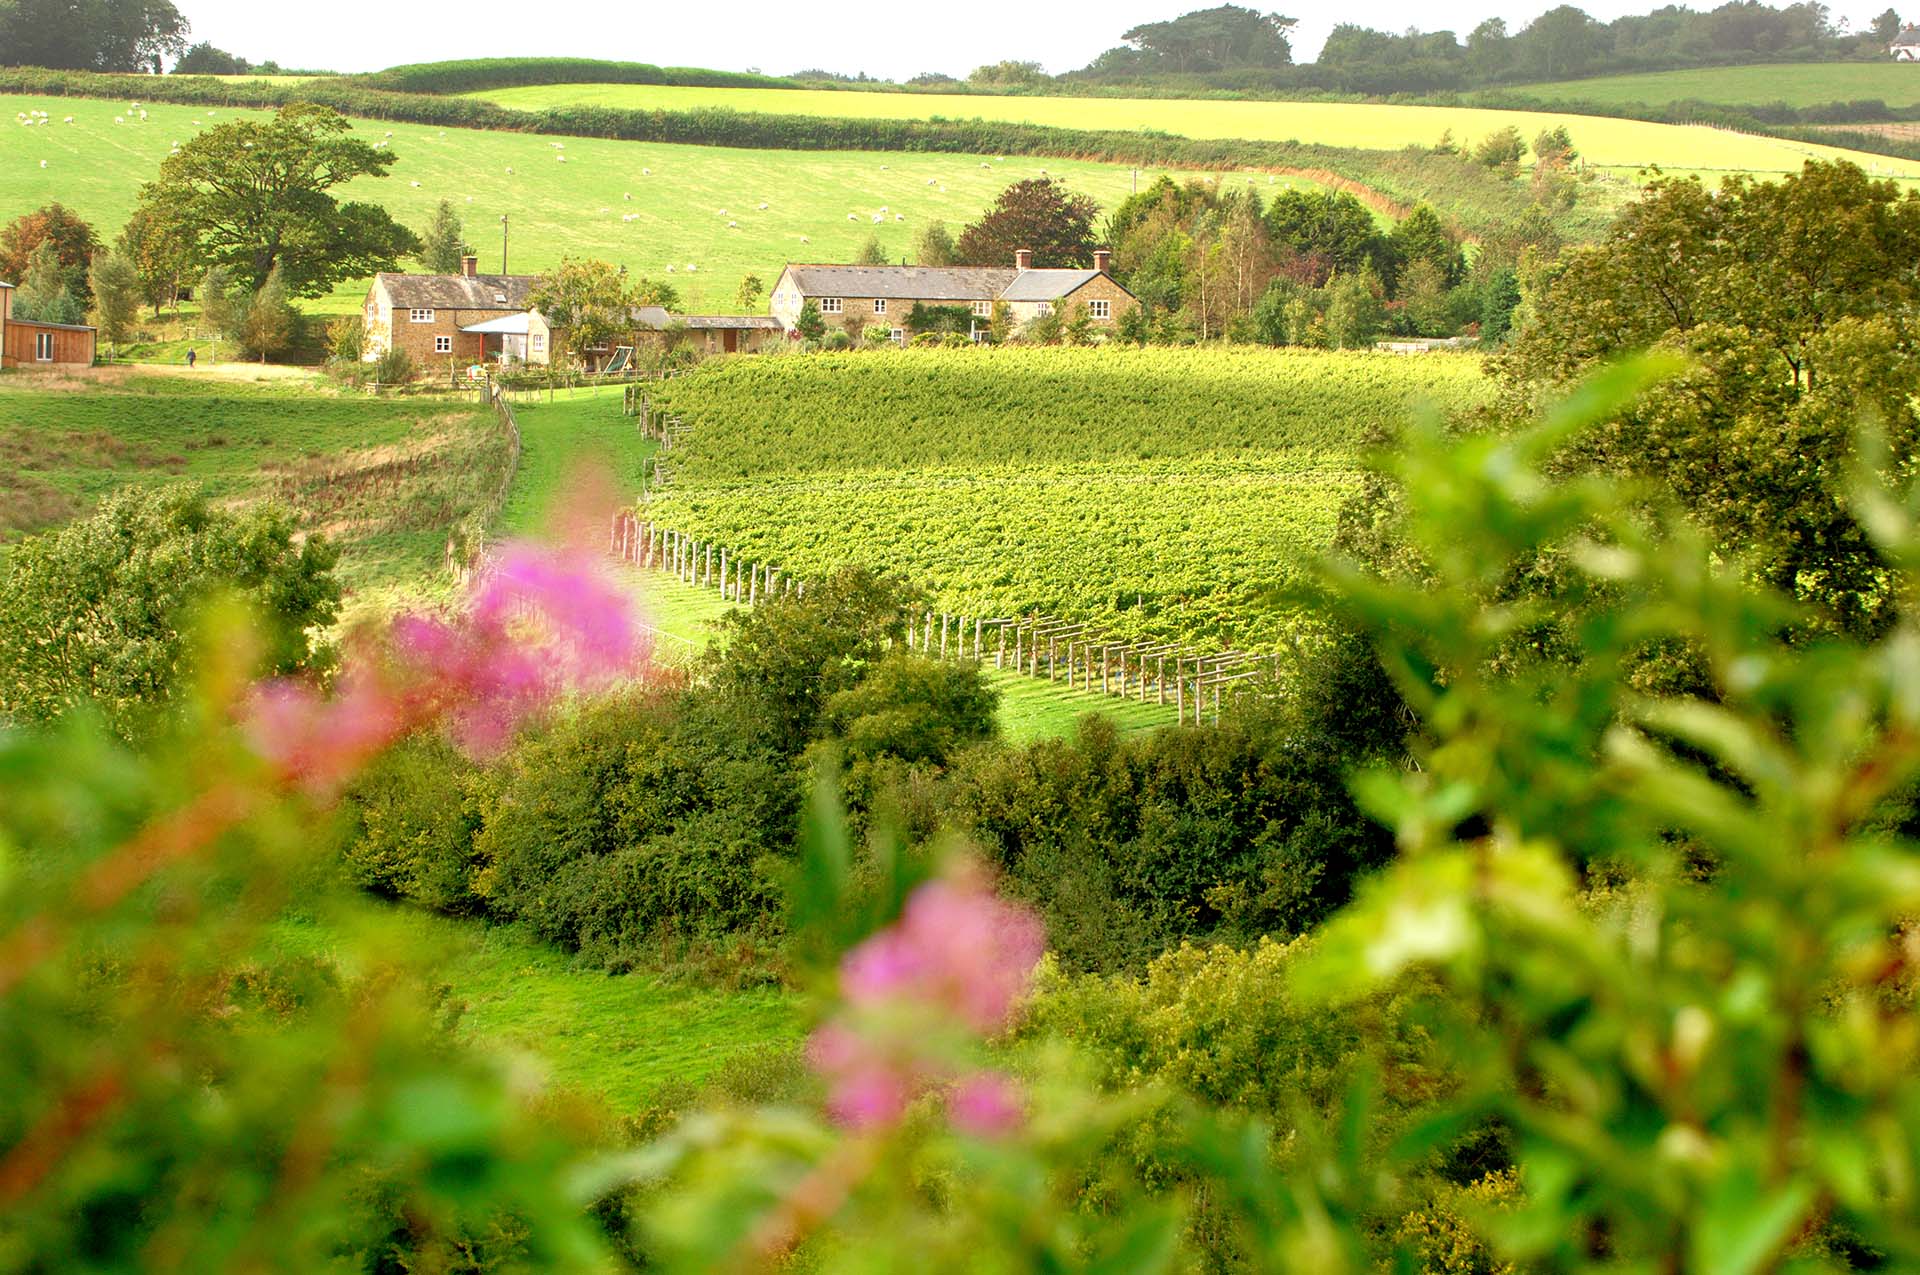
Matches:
[186,348,196,369]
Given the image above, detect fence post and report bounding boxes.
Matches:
[1176,658,1184,722]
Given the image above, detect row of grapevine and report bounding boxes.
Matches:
[608,511,1272,725]
[640,346,1490,649]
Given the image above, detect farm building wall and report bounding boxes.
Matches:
[2,319,95,369]
[1007,275,1137,331]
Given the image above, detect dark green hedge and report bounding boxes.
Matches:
[347,57,804,95]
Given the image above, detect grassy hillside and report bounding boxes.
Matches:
[467,81,1920,178]
[1504,62,1920,111]
[0,93,1250,315]
[0,369,504,602]
[645,347,1491,651]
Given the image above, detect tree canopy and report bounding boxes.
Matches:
[1118,5,1296,72]
[0,485,339,733]
[0,0,188,71]
[529,257,639,367]
[130,103,420,298]
[956,178,1101,269]
[0,203,99,300]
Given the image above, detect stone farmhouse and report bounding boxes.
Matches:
[0,280,98,370]
[1894,24,1920,57]
[768,249,1137,341]
[362,256,539,367]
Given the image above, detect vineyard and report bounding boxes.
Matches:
[643,347,1490,650]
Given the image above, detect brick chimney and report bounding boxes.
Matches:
[1093,249,1111,274]
[460,254,478,278]
[1014,248,1033,270]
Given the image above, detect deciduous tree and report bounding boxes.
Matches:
[13,241,84,324]
[132,103,420,297]
[0,203,99,300]
[956,178,1101,269]
[88,249,143,343]
[529,257,638,368]
[236,263,297,363]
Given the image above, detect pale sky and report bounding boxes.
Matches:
[176,0,1895,78]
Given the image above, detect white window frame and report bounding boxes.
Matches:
[531,333,546,352]
[1036,301,1053,316]
[1089,299,1112,319]
[972,300,992,317]
[890,327,904,344]
[820,297,843,314]
[34,331,54,362]
[872,298,887,315]
[408,307,435,323]
[434,335,453,353]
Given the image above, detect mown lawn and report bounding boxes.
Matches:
[274,904,806,1114]
[468,80,1920,177]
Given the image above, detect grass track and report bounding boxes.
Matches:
[0,93,1242,316]
[1505,62,1920,111]
[467,80,1920,177]
[275,904,804,1114]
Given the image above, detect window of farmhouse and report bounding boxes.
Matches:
[973,301,991,316]
[34,331,53,361]
[434,335,453,353]
[821,298,843,314]
[873,299,887,315]
[409,308,435,323]
[1090,300,1111,319]
[1037,302,1053,315]
[532,333,546,351]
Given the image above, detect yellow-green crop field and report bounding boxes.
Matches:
[468,81,1920,178]
[1507,61,1920,110]
[646,346,1492,650]
[0,94,1242,314]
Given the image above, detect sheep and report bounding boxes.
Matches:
[728,220,739,228]
[872,213,884,223]
[800,236,810,244]
[599,206,610,213]
[505,166,514,174]
[39,160,46,168]
[114,116,124,124]
[385,130,393,137]
[624,192,632,200]
[718,208,727,215]
[666,264,676,273]
[847,213,858,221]
[642,167,651,175]
[686,264,697,272]
[895,214,906,222]
[139,109,148,119]
[62,116,72,124]
[556,155,567,163]
[410,180,422,188]
[758,202,768,210]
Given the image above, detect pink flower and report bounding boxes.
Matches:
[807,872,1045,1134]
[948,1071,1024,1137]
[841,876,1046,1034]
[244,675,406,796]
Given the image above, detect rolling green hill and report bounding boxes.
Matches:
[1504,62,1920,111]
[466,80,1920,178]
[0,93,1224,315]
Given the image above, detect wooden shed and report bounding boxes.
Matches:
[0,283,97,370]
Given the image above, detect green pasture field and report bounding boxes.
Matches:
[273,904,805,1115]
[467,80,1920,178]
[0,368,504,603]
[0,93,1250,316]
[645,346,1491,652]
[1504,62,1920,111]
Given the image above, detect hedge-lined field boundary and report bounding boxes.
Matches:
[0,68,1568,237]
[347,57,806,95]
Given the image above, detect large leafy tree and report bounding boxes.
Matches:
[171,39,247,74]
[0,203,99,300]
[1119,5,1297,71]
[1264,188,1384,280]
[955,178,1101,269]
[529,257,639,367]
[116,198,198,315]
[1499,160,1920,637]
[0,0,187,71]
[131,103,420,298]
[0,485,339,733]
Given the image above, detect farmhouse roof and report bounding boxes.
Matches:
[0,280,13,288]
[1895,24,1920,43]
[627,305,783,331]
[378,272,538,309]
[1000,268,1106,302]
[9,317,96,332]
[782,264,1018,301]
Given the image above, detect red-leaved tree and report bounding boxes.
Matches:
[0,203,100,299]
[954,178,1101,268]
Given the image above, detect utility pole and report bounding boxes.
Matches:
[500,213,509,275]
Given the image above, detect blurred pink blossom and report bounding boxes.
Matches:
[245,543,647,790]
[841,876,1046,1033]
[809,871,1044,1135]
[949,1071,1024,1137]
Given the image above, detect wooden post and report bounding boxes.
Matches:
[997,623,1007,669]
[720,552,729,599]
[1157,654,1166,706]
[941,614,950,660]
[703,543,712,588]
[973,616,983,661]
[1176,658,1184,721]
[1101,645,1110,695]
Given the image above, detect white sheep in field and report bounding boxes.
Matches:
[799,236,809,244]
[847,213,857,221]
[556,155,567,163]
[872,214,884,223]
[624,192,632,200]
[385,131,393,137]
[114,116,124,124]
[686,264,697,272]
[642,167,650,175]
[39,160,46,168]
[505,166,514,174]
[139,110,147,119]
[63,116,73,124]
[758,202,768,210]
[410,180,422,188]
[895,214,906,222]
[718,208,727,215]
[599,206,610,213]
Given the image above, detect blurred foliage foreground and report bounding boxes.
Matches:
[8,361,1920,1273]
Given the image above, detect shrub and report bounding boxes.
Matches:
[338,733,487,911]
[374,345,414,384]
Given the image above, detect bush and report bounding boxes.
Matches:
[338,734,486,911]
[373,345,414,384]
